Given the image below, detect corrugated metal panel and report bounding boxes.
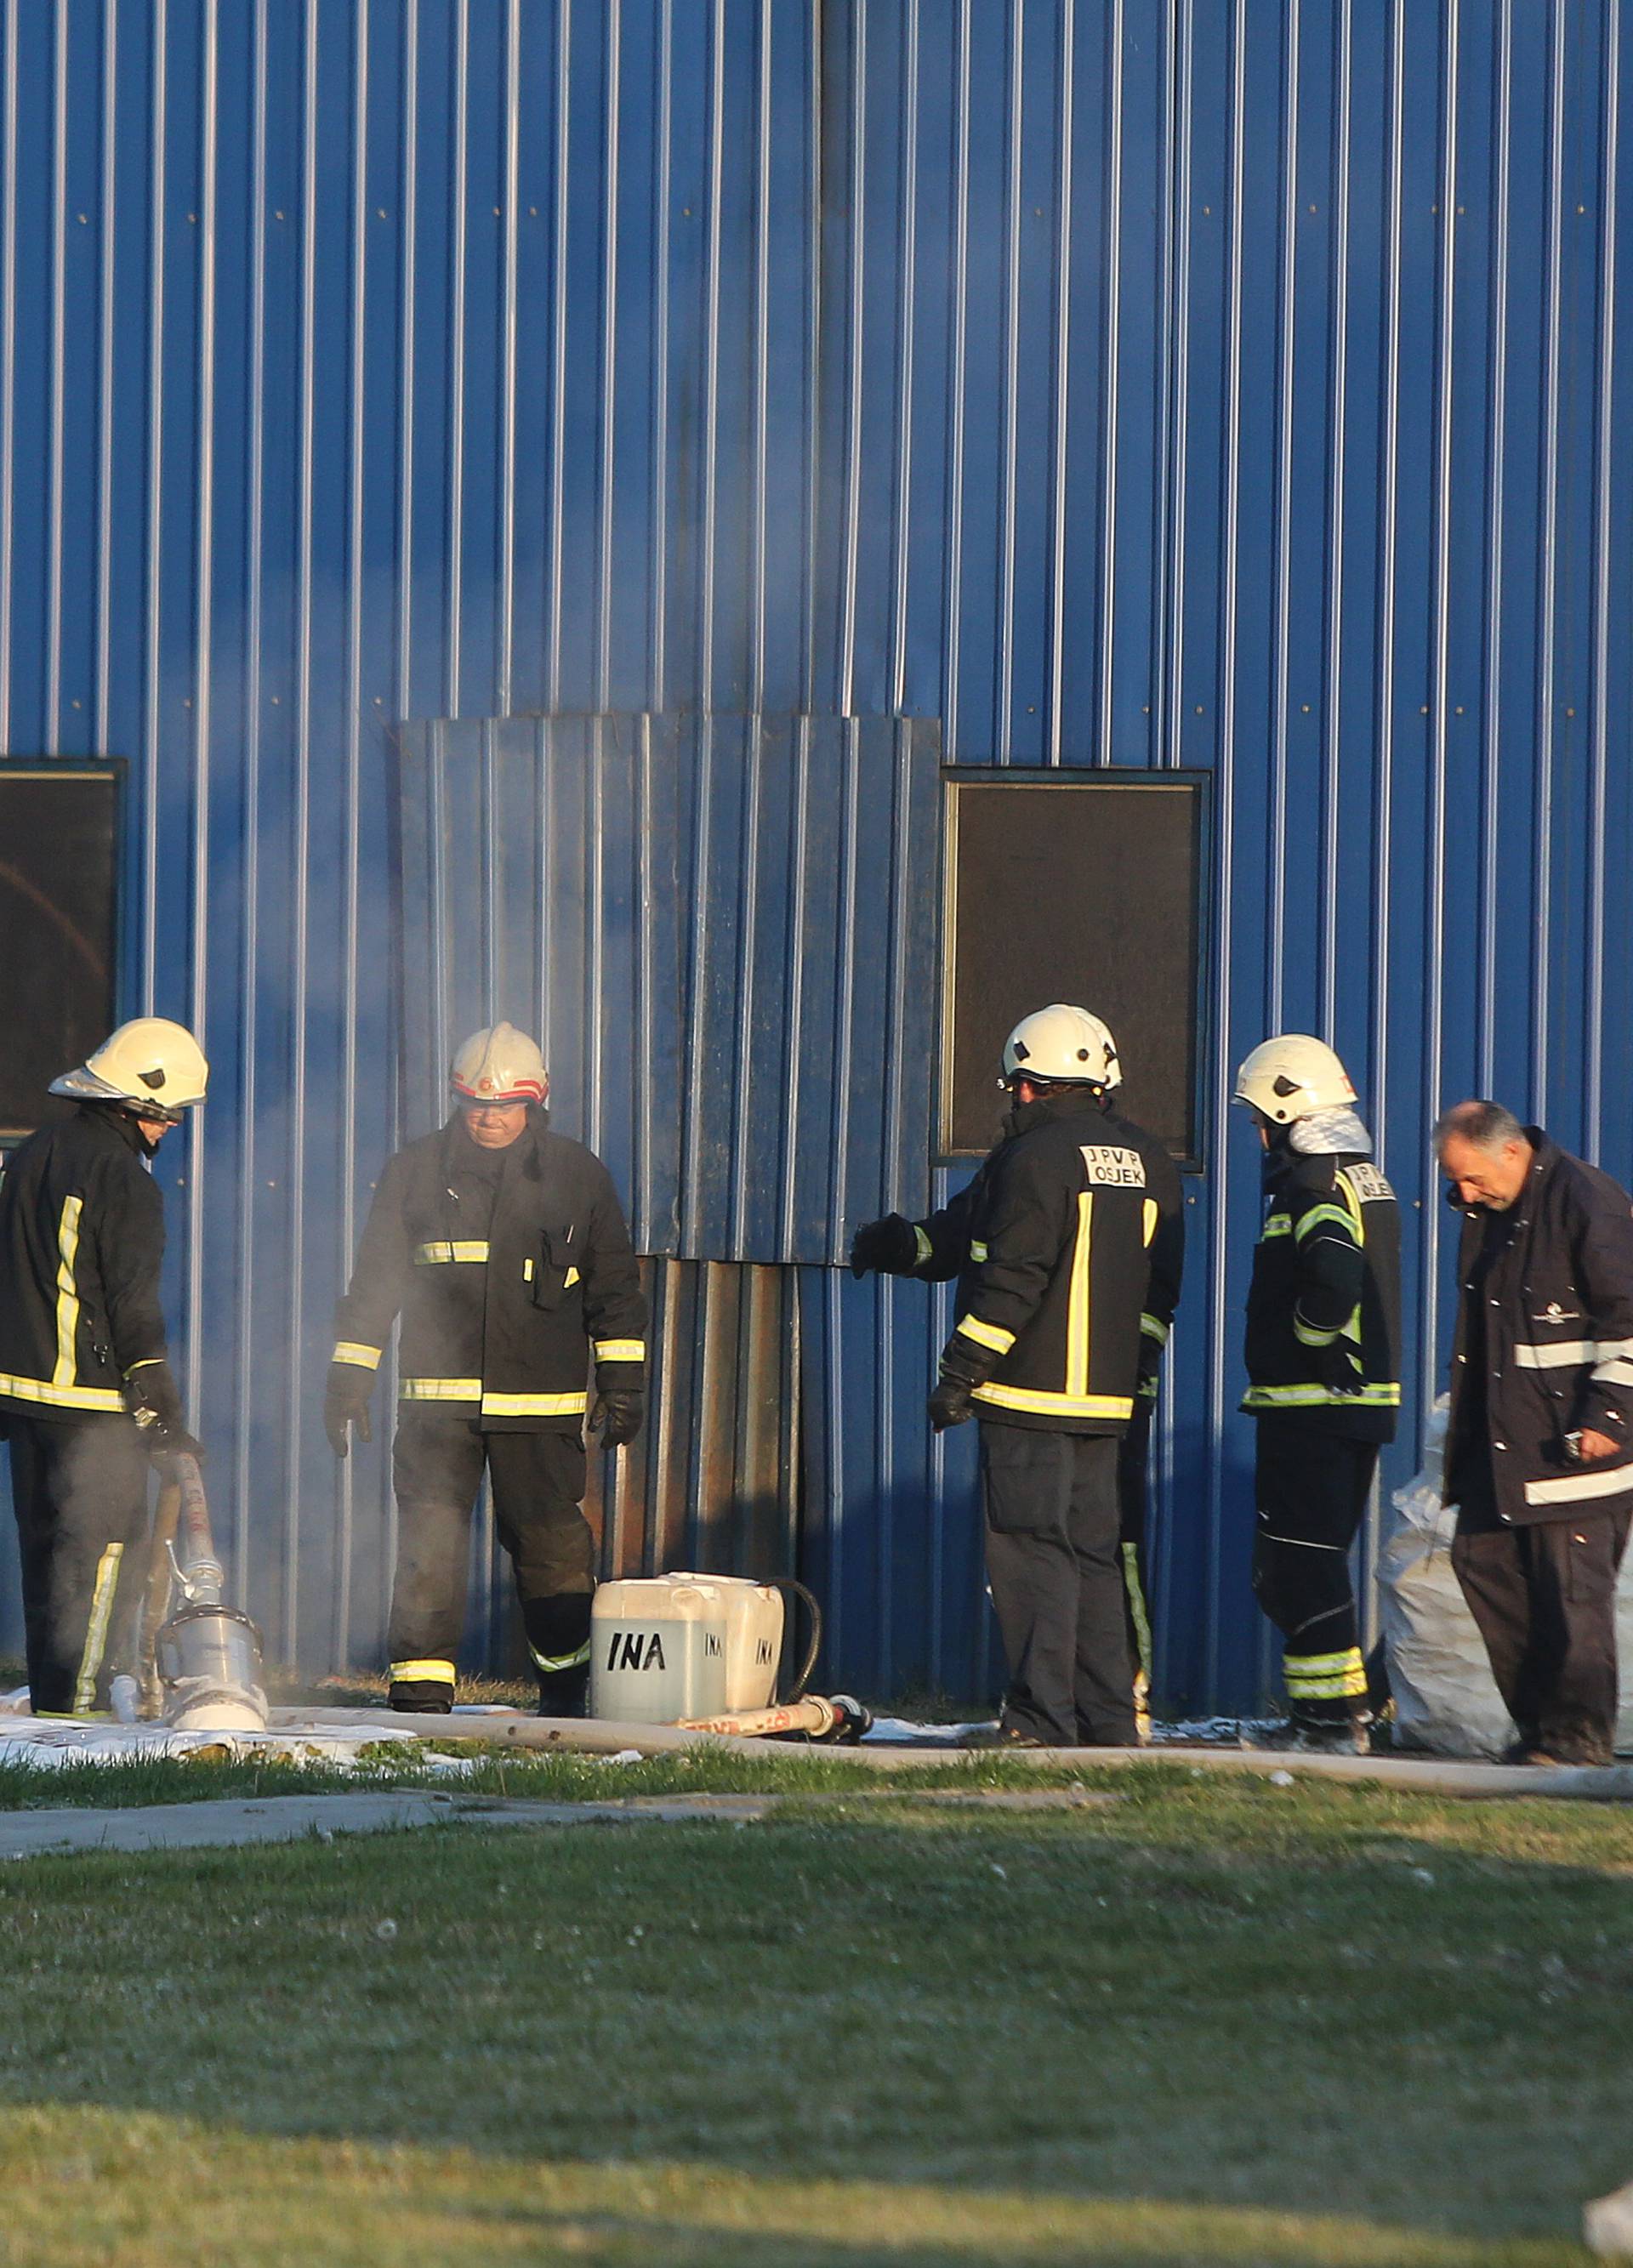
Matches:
[472,1258,800,1678]
[0,3,1625,1714]
[395,711,942,1265]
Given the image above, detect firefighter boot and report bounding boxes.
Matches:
[527,1592,593,1718]
[1242,1704,1372,1756]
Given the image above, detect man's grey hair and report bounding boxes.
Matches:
[1433,1099,1526,1154]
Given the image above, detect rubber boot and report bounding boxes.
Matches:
[526,1592,593,1718]
[536,1661,589,1719]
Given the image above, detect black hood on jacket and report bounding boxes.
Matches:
[76,1100,156,1159]
[999,1086,1112,1144]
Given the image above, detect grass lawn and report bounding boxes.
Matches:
[0,1759,1626,2266]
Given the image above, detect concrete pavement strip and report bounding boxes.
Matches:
[0,1784,1127,1858]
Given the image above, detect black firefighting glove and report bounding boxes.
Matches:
[928,1376,976,1432]
[849,1215,919,1279]
[590,1390,644,1448]
[324,1361,374,1458]
[123,1361,204,1464]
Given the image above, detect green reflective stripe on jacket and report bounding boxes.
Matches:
[1294,1202,1361,1243]
[1243,1381,1400,1410]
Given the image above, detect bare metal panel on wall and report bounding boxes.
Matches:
[469,1258,800,1679]
[396,712,942,1267]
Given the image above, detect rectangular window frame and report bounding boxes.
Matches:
[0,758,126,1148]
[938,766,1213,1174]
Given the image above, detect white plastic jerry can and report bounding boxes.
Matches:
[589,1577,730,1723]
[669,1573,783,1709]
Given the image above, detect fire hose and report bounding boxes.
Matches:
[676,1694,873,1742]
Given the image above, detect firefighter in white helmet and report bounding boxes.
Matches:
[0,1019,208,1714]
[850,1005,1184,1748]
[1234,1034,1402,1752]
[325,1021,646,1716]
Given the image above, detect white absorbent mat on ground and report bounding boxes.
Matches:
[0,1703,458,1771]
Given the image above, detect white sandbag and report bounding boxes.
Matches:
[1379,1397,1633,1757]
[1585,2178,1633,2259]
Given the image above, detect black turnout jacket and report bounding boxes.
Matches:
[1445,1128,1633,1526]
[1242,1145,1402,1441]
[332,1108,646,1431]
[0,1105,169,1420]
[900,1091,1185,1435]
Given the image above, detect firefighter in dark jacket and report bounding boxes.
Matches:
[851,1005,1184,1748]
[324,1023,646,1717]
[1235,1035,1401,1754]
[0,1019,208,1715]
[1437,1100,1633,1766]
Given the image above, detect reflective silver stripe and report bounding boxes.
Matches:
[399,1378,482,1401]
[916,1227,936,1265]
[1522,1463,1633,1507]
[1513,1339,1595,1369]
[955,1315,1016,1356]
[592,1339,646,1363]
[1596,1337,1633,1360]
[1591,1358,1633,1390]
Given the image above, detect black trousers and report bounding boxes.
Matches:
[1118,1401,1155,1732]
[1452,1508,1630,1763]
[1253,1419,1378,1726]
[389,1408,594,1709]
[7,1416,150,1716]
[980,1421,1134,1748]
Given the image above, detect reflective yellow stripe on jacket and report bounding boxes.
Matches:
[0,1198,126,1412]
[54,1197,83,1387]
[398,1380,589,1420]
[971,1382,1135,1421]
[1243,1382,1400,1411]
[0,1372,124,1413]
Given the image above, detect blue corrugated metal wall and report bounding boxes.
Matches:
[0,1,1629,1709]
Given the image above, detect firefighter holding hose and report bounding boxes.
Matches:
[850,1005,1185,1748]
[324,1023,646,1717]
[0,1019,208,1715]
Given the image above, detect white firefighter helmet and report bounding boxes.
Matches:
[1001,1004,1122,1090]
[1234,1033,1357,1123]
[49,1017,209,1121]
[449,1021,548,1106]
